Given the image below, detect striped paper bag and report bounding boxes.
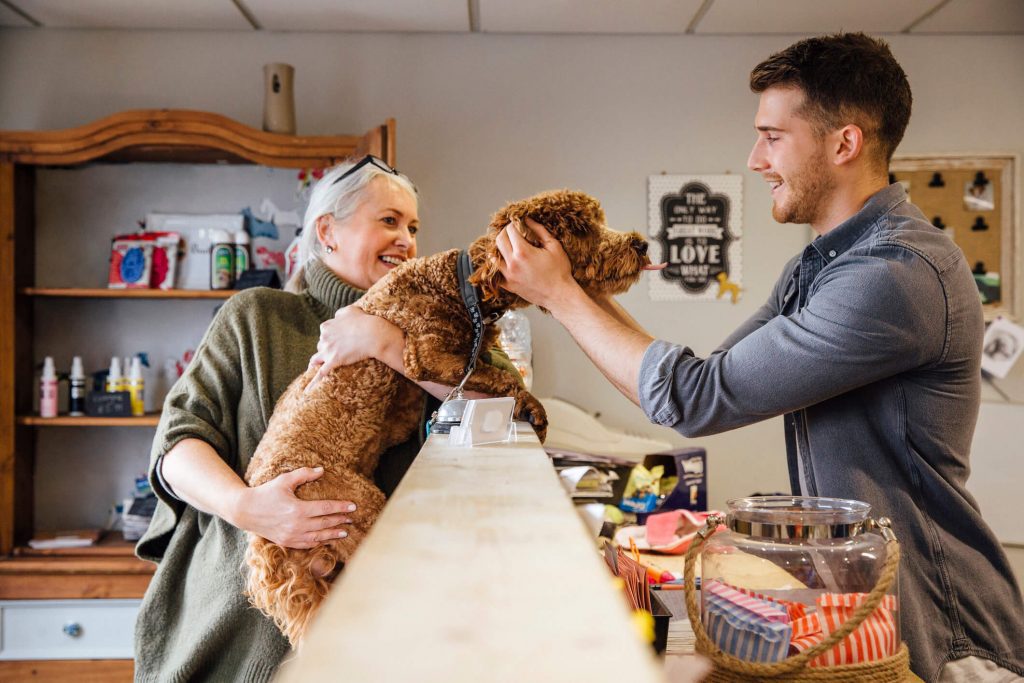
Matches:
[790,593,898,666]
[704,580,792,663]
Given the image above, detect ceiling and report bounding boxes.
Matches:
[0,0,1022,34]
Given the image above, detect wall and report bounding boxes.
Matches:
[1,29,1021,574]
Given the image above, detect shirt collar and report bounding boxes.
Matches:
[303,258,365,317]
[811,183,907,264]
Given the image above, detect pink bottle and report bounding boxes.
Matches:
[39,356,58,418]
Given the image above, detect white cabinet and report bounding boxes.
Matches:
[0,599,140,660]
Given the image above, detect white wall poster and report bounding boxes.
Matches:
[648,174,743,302]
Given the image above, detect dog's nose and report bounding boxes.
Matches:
[632,238,648,256]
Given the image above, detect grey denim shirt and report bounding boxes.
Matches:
[639,184,1024,681]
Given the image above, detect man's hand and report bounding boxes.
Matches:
[230,467,356,549]
[306,305,401,392]
[495,217,580,311]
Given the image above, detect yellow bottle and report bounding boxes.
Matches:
[105,357,123,393]
[127,356,145,417]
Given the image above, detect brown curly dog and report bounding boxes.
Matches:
[243,189,654,646]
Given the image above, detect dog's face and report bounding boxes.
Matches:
[469,189,653,304]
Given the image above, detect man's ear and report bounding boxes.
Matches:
[832,124,865,167]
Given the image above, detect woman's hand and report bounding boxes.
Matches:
[161,439,355,549]
[306,305,402,391]
[229,467,356,549]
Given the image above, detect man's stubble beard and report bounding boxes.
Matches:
[772,150,836,226]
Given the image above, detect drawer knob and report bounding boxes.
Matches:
[62,622,83,638]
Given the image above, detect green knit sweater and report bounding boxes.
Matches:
[133,259,517,682]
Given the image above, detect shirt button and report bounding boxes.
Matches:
[828,250,837,258]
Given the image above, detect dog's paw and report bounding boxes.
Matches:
[515,391,548,443]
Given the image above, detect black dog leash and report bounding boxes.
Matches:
[428,251,501,434]
[456,249,500,379]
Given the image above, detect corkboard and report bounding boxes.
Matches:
[891,155,1019,320]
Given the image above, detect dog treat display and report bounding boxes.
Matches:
[244,189,655,645]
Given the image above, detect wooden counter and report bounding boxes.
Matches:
[277,425,665,683]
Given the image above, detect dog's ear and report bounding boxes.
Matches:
[468,233,505,302]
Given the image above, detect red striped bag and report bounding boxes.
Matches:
[790,593,897,667]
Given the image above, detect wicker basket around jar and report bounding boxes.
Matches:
[684,497,910,682]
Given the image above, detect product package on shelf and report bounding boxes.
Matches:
[108,237,153,289]
[146,213,245,289]
[107,231,182,290]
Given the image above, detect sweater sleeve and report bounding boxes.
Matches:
[479,345,526,389]
[137,297,249,562]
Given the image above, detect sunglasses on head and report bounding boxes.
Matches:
[331,155,400,186]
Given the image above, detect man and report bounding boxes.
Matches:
[495,33,1024,681]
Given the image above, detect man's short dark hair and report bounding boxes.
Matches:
[750,33,912,166]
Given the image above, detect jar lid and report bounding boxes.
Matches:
[726,496,871,539]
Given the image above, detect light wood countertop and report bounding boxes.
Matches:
[277,425,665,683]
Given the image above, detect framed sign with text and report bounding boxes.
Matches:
[648,174,743,302]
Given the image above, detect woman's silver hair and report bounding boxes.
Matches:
[285,159,418,294]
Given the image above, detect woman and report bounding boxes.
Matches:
[134,157,512,681]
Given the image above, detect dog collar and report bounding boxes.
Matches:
[457,250,499,377]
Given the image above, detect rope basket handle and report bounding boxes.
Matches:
[683,514,900,677]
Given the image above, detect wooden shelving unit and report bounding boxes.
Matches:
[16,414,161,427]
[0,110,396,674]
[23,287,236,300]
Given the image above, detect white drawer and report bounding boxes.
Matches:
[0,599,140,660]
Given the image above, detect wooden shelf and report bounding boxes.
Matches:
[0,553,153,599]
[23,287,235,299]
[17,414,160,427]
[14,531,138,558]
[0,660,133,682]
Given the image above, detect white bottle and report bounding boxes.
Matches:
[209,228,235,290]
[127,356,145,417]
[497,310,534,390]
[233,230,250,281]
[39,356,58,418]
[106,357,124,393]
[69,356,86,416]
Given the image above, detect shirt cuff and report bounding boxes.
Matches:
[638,339,691,427]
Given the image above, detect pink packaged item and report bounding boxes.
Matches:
[148,232,181,290]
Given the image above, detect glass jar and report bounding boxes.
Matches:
[698,496,900,666]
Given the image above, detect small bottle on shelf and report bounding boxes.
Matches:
[127,356,145,417]
[209,228,235,290]
[106,357,124,393]
[233,230,250,281]
[69,356,87,416]
[39,356,58,418]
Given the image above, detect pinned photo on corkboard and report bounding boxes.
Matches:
[964,178,995,212]
[981,317,1024,380]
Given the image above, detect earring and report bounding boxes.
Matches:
[325,245,334,254]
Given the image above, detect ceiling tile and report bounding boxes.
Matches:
[911,0,1024,33]
[11,0,252,29]
[478,0,706,34]
[245,0,468,32]
[0,3,35,27]
[695,0,941,34]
